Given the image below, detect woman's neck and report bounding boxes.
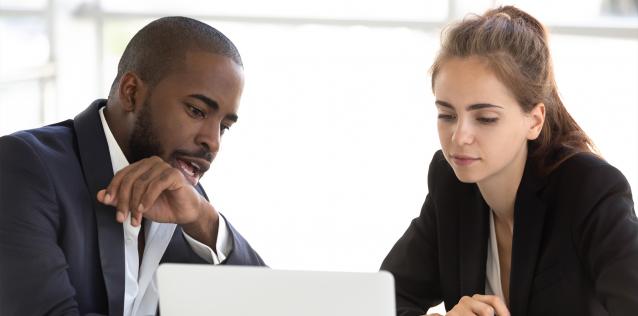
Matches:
[477,146,528,229]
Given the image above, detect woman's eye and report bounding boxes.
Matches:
[477,117,498,124]
[438,114,456,121]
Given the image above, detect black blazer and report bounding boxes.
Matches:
[0,100,265,316]
[381,150,638,316]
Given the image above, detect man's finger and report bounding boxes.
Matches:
[97,188,117,205]
[138,168,182,216]
[138,174,169,217]
[97,189,107,204]
[128,161,168,222]
[104,159,142,201]
[111,159,158,226]
[117,169,146,226]
[97,189,126,222]
[132,208,144,227]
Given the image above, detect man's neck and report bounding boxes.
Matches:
[103,105,132,161]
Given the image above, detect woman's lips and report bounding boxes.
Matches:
[451,155,480,166]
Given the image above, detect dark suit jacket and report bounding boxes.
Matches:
[0,100,266,316]
[381,150,638,316]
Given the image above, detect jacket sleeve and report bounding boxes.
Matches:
[222,219,267,267]
[186,185,266,267]
[0,135,82,316]
[381,151,445,316]
[381,195,443,316]
[573,163,638,315]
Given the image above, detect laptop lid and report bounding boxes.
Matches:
[157,264,395,316]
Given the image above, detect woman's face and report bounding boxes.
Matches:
[433,56,544,184]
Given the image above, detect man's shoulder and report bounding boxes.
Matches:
[0,120,80,168]
[1,119,75,152]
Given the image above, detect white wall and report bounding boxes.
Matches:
[1,1,637,305]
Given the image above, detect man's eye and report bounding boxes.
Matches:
[220,124,230,135]
[188,105,205,118]
[438,114,456,121]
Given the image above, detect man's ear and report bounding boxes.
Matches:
[118,72,147,112]
[527,102,545,140]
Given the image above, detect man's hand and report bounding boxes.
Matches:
[442,294,510,316]
[95,156,220,248]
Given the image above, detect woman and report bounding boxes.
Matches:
[381,6,638,316]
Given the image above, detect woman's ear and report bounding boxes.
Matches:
[527,102,545,140]
[118,72,147,112]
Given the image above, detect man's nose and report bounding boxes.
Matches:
[196,121,221,154]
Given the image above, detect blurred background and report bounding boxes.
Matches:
[1,1,637,311]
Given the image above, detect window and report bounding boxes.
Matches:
[0,14,52,135]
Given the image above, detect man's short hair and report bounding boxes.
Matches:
[109,16,242,97]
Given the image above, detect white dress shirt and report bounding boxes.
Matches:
[99,107,232,316]
[485,210,506,302]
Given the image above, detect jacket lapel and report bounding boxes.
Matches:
[74,100,125,315]
[458,184,491,297]
[509,160,547,316]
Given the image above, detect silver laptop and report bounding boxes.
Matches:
[157,264,395,316]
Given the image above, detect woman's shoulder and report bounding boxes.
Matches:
[545,152,632,210]
[551,152,627,187]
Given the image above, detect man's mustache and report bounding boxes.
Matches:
[173,149,213,162]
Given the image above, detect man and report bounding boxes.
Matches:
[0,17,265,315]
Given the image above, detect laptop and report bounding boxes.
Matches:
[157,264,395,316]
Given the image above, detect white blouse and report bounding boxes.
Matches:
[485,210,506,301]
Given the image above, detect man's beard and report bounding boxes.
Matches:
[128,100,163,164]
[127,100,215,183]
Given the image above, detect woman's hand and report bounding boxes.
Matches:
[427,294,510,316]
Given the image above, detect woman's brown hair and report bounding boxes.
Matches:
[431,6,597,175]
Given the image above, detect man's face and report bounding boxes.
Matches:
[128,52,244,186]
